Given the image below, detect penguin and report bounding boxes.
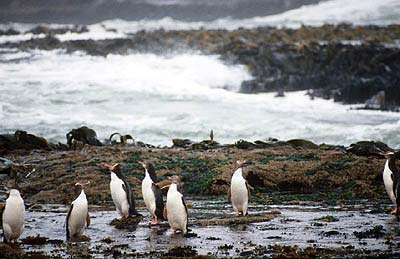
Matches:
[101,163,141,218]
[382,151,400,216]
[165,176,188,234]
[66,182,90,240]
[229,160,250,216]
[139,161,165,225]
[2,181,25,243]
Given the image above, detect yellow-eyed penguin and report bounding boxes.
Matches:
[101,163,141,218]
[382,151,400,216]
[66,182,90,240]
[165,176,188,234]
[229,160,250,216]
[2,181,25,243]
[139,161,165,225]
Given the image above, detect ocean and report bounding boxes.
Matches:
[1,0,400,147]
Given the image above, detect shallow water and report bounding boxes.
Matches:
[11,199,400,257]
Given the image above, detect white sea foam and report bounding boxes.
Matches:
[0,49,399,147]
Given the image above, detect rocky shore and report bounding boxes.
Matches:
[1,128,399,258]
[0,128,394,205]
[2,24,400,110]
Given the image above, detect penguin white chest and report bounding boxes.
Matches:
[383,160,396,205]
[68,192,88,237]
[166,187,187,233]
[110,174,129,216]
[142,177,156,216]
[230,169,248,215]
[2,190,25,242]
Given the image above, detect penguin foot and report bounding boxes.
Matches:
[390,208,397,215]
[150,217,158,225]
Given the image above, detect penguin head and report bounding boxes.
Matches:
[138,161,157,181]
[74,181,90,195]
[4,180,20,193]
[236,160,248,168]
[161,175,182,190]
[100,163,122,176]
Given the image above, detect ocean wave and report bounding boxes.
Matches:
[0,49,399,147]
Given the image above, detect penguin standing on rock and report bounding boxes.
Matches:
[164,176,188,234]
[101,163,141,218]
[2,181,25,243]
[66,182,90,240]
[228,160,250,216]
[382,151,400,217]
[139,161,165,225]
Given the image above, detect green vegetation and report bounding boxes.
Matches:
[260,154,320,164]
[155,156,218,194]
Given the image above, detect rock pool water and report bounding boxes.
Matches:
[4,198,400,258]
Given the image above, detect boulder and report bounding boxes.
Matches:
[287,139,319,149]
[0,130,50,152]
[347,141,393,156]
[66,126,103,147]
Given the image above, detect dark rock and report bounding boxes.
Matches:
[164,246,197,257]
[110,216,142,231]
[354,225,385,239]
[109,132,134,145]
[0,130,50,153]
[21,235,48,245]
[347,141,393,156]
[287,139,319,149]
[172,139,193,148]
[66,126,103,147]
[235,139,258,149]
[0,29,19,36]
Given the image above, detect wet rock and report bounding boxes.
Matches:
[314,215,339,222]
[0,29,19,36]
[172,138,193,148]
[22,235,48,245]
[66,126,103,147]
[101,237,115,244]
[347,141,393,156]
[322,230,341,237]
[28,25,88,35]
[195,211,280,226]
[0,130,50,153]
[110,216,143,231]
[108,132,134,145]
[164,246,197,257]
[354,225,386,239]
[287,139,319,149]
[235,139,258,149]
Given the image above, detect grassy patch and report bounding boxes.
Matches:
[260,154,320,164]
[305,157,357,176]
[155,156,218,194]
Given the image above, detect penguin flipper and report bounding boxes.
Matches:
[181,196,188,230]
[152,183,165,220]
[66,203,73,239]
[227,188,231,203]
[86,212,90,227]
[122,182,141,216]
[245,181,252,197]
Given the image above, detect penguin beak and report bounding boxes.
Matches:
[138,161,146,168]
[161,184,171,190]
